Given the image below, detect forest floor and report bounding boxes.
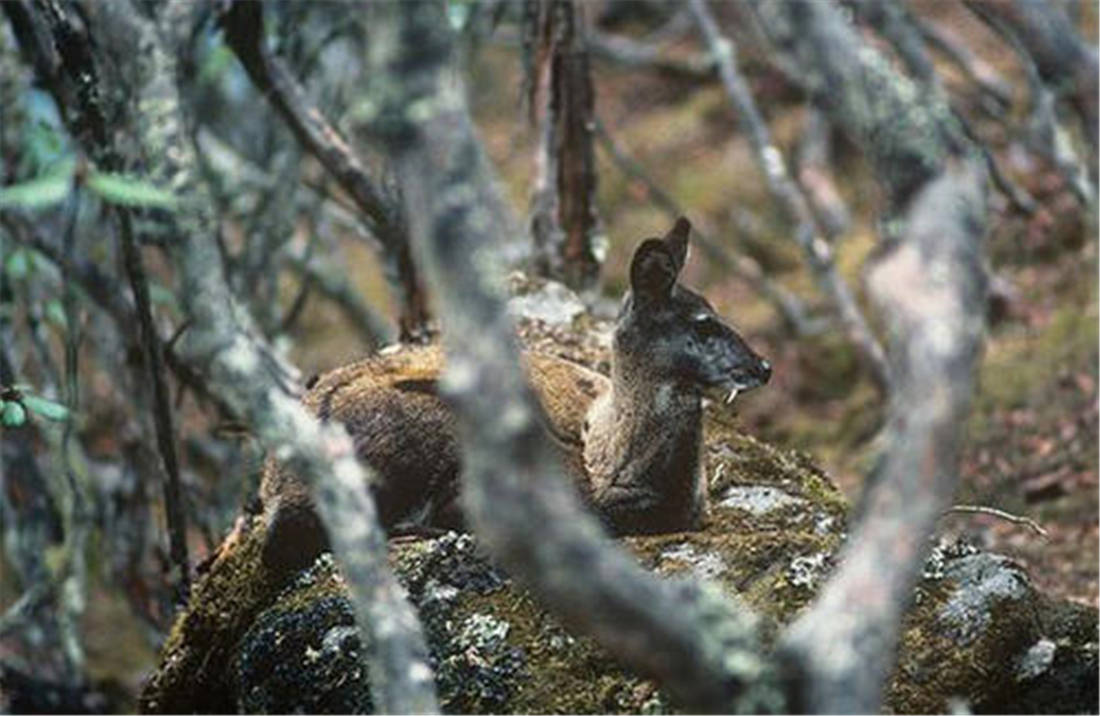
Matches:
[452,1,1100,608]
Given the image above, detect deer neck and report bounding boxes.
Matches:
[583,353,705,527]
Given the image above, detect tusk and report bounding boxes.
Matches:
[726,387,739,404]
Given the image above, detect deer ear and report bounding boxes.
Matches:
[630,238,677,302]
[662,217,690,274]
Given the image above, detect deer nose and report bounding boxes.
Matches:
[759,359,772,383]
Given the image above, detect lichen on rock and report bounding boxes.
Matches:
[139,277,1098,715]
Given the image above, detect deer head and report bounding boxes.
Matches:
[615,217,772,402]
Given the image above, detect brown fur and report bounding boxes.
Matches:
[259,345,610,575]
[259,218,770,577]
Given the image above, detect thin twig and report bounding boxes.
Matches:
[116,207,191,603]
[281,246,393,347]
[689,0,890,391]
[912,16,1014,110]
[218,0,431,341]
[56,171,89,681]
[593,115,818,336]
[587,27,716,80]
[965,0,1097,203]
[1,212,236,420]
[943,504,1048,536]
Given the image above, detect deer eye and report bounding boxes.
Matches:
[692,313,721,334]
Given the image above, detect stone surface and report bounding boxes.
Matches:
[139,277,1098,715]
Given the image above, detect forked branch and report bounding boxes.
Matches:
[689,0,890,391]
[365,2,782,712]
[219,0,431,341]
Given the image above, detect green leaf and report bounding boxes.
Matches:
[1,400,27,428]
[0,158,75,210]
[198,44,234,87]
[148,282,179,311]
[87,171,178,210]
[22,394,69,422]
[447,0,471,30]
[45,298,67,330]
[4,249,29,280]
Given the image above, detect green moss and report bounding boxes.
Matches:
[139,515,279,713]
[973,299,1099,420]
[884,551,1039,714]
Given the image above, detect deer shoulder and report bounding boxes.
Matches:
[259,216,772,576]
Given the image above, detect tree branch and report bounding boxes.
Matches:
[218,0,431,341]
[281,244,394,347]
[782,157,988,713]
[364,2,783,712]
[689,0,890,392]
[30,0,191,604]
[853,0,1037,216]
[965,0,1098,155]
[749,3,990,711]
[965,0,1097,204]
[587,27,717,80]
[911,14,1014,110]
[15,1,441,710]
[944,504,1047,537]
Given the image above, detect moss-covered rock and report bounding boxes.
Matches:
[139,277,1097,714]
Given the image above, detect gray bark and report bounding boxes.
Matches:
[690,0,890,392]
[752,0,969,214]
[750,2,991,712]
[10,1,440,711]
[780,158,988,713]
[363,2,783,712]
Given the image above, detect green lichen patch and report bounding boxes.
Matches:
[883,539,1082,714]
[234,555,370,714]
[451,586,660,714]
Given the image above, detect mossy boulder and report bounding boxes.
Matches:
[139,277,1098,714]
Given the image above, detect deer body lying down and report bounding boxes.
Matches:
[260,218,771,574]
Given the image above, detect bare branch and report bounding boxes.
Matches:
[281,245,394,348]
[689,0,890,392]
[218,0,431,341]
[114,207,191,601]
[593,116,819,336]
[14,1,441,710]
[912,15,1014,110]
[364,2,783,712]
[587,27,717,80]
[853,0,1037,215]
[25,0,190,603]
[1,212,237,419]
[749,3,990,711]
[943,504,1048,537]
[965,0,1097,205]
[966,0,1098,155]
[796,108,851,239]
[781,159,988,713]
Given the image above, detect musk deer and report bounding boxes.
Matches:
[259,217,771,576]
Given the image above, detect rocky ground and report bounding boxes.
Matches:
[138,286,1098,714]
